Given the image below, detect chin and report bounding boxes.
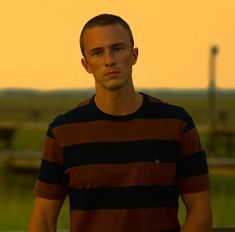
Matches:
[96,76,131,92]
[105,80,128,91]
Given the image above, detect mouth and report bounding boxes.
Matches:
[104,71,120,76]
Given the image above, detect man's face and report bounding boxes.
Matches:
[81,24,138,92]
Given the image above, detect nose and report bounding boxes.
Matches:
[104,51,115,67]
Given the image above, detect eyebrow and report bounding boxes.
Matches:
[88,43,126,54]
[110,42,126,48]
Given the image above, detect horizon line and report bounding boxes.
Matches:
[1,87,235,92]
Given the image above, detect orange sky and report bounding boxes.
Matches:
[0,0,234,90]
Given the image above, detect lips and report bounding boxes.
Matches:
[104,71,120,76]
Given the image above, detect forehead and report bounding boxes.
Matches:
[83,24,130,50]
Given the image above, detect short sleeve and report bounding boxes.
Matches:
[176,111,210,194]
[33,122,68,200]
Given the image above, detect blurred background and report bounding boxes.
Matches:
[0,0,235,231]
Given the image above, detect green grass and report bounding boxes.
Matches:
[0,95,85,123]
[0,126,46,151]
[0,167,70,230]
[1,92,235,124]
[13,126,47,151]
[210,174,235,226]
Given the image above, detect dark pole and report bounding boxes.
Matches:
[208,45,219,156]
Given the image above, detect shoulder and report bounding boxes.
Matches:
[48,97,93,131]
[142,93,195,132]
[144,93,192,121]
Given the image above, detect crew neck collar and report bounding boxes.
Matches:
[90,92,147,120]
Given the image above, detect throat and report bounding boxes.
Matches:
[94,92,143,116]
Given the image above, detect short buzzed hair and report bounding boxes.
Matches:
[80,14,134,57]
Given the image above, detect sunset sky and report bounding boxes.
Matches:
[0,0,234,90]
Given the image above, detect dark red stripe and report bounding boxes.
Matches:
[53,119,185,147]
[33,180,68,200]
[70,208,180,231]
[181,128,202,156]
[178,174,210,194]
[66,162,176,189]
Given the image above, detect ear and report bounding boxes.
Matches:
[132,47,139,65]
[81,57,92,74]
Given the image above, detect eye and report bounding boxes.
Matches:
[91,50,103,57]
[113,46,124,52]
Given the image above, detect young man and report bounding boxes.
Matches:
[29,14,212,231]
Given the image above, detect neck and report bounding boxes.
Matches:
[94,87,143,116]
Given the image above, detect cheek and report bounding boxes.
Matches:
[122,55,134,67]
[88,61,102,73]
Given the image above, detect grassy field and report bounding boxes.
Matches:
[0,167,69,230]
[0,89,235,125]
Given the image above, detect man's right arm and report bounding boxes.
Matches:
[29,197,64,232]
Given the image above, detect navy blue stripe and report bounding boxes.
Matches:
[47,94,194,126]
[69,185,179,210]
[38,159,68,185]
[63,140,180,169]
[147,102,195,132]
[182,115,195,132]
[176,151,208,179]
[46,126,55,138]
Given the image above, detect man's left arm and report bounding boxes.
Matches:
[180,190,212,232]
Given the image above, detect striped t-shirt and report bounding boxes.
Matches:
[34,93,210,232]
